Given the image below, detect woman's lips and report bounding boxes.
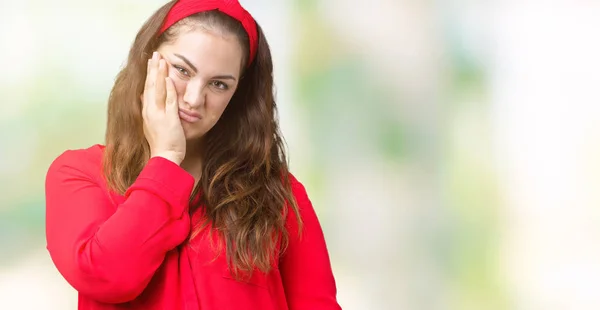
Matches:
[178,109,201,123]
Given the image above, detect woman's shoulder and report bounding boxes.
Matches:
[287,172,307,198]
[286,172,314,214]
[284,172,327,237]
[47,144,105,178]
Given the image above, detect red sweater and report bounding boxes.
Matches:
[45,144,341,310]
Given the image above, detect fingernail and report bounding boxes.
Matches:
[153,51,158,60]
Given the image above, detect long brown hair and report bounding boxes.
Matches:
[102,1,301,277]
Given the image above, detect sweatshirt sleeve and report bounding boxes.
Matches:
[279,175,342,310]
[45,150,194,303]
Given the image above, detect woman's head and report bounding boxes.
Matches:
[103,0,301,278]
[104,0,270,174]
[157,11,248,142]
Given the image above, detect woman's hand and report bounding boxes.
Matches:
[142,51,186,165]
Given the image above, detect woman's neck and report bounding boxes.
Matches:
[181,140,204,185]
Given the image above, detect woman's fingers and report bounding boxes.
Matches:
[142,52,175,118]
[142,56,155,115]
[155,58,167,110]
[165,77,178,116]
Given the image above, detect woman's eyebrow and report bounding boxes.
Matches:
[173,53,197,73]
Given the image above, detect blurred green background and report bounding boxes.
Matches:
[1,0,600,309]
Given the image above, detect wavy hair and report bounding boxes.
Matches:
[102,1,301,278]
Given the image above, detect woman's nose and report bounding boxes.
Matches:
[182,80,205,108]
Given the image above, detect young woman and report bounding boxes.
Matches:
[44,0,341,309]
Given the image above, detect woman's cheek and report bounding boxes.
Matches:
[172,78,187,98]
[165,68,184,93]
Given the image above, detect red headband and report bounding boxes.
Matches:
[158,0,258,65]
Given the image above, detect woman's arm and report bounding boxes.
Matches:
[279,175,342,310]
[45,149,194,303]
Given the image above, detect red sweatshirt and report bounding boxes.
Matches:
[45,144,341,310]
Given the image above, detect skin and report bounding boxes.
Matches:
[142,28,244,182]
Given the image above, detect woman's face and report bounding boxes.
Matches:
[157,28,244,142]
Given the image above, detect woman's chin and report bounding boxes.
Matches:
[183,128,205,142]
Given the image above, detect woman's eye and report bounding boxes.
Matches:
[173,65,189,77]
[211,81,228,90]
